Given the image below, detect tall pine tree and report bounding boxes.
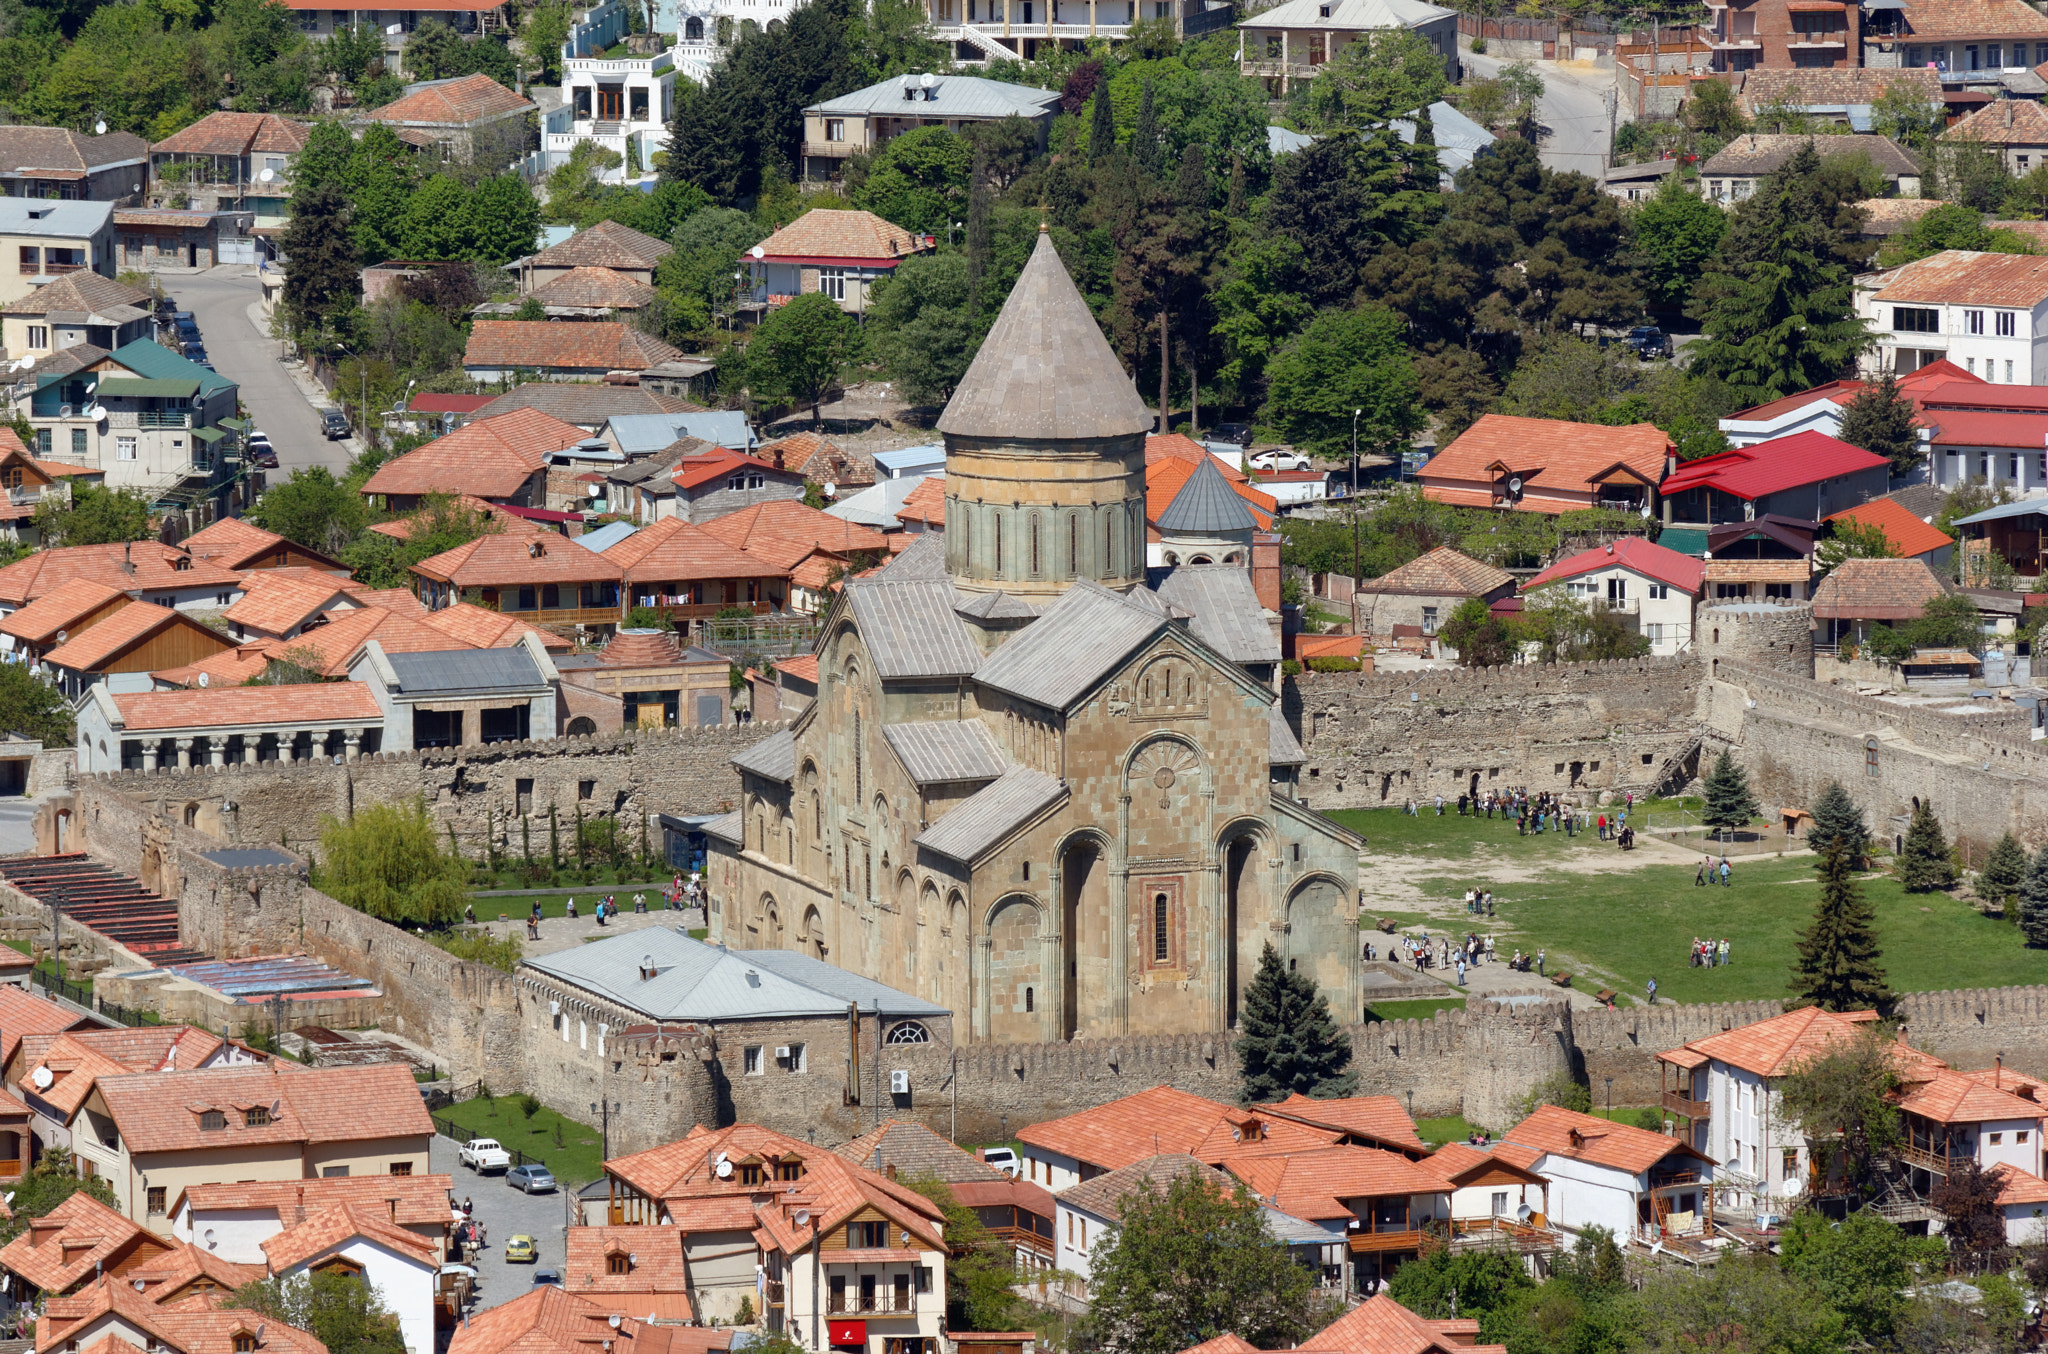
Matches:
[1837,370,1922,478]
[1132,79,1162,177]
[1701,748,1760,829]
[1791,842,1892,1013]
[1089,83,1116,162]
[1981,832,2028,913]
[1805,780,1870,866]
[2021,843,2048,947]
[1236,942,1355,1104]
[1899,800,1957,892]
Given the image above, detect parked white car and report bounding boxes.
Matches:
[1248,448,1312,472]
[460,1138,512,1172]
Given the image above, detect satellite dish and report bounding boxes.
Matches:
[608,1316,622,1330]
[716,1159,733,1179]
[53,631,66,646]
[1640,503,1653,519]
[1506,476,1523,494]
[30,1066,51,1090]
[920,72,935,89]
[750,245,765,259]
[56,405,71,420]
[272,1099,281,1117]
[1516,1204,1533,1223]
[822,481,836,499]
[792,1209,810,1227]
[84,404,103,421]
[203,1229,216,1247]
[133,1279,145,1291]
[259,169,275,183]
[94,120,106,136]
[197,672,209,688]
[386,21,401,32]
[11,357,31,371]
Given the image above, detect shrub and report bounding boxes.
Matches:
[1305,656,1362,673]
[518,1093,541,1119]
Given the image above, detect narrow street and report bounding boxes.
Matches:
[1459,50,1616,180]
[156,267,357,482]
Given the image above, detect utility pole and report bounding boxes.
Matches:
[1606,84,1619,169]
[1350,409,1362,632]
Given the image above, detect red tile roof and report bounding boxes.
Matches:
[1218,1145,1451,1220]
[261,604,486,677]
[1422,415,1670,514]
[527,221,672,272]
[1423,1141,1547,1186]
[605,516,787,588]
[1874,250,2048,307]
[671,448,790,491]
[464,321,685,373]
[109,682,383,733]
[752,210,924,264]
[1664,1006,1903,1078]
[408,393,496,415]
[0,986,95,1068]
[44,603,229,676]
[420,602,574,651]
[39,1281,330,1354]
[368,73,533,126]
[261,1202,440,1272]
[528,267,659,311]
[1524,537,1707,595]
[758,431,873,486]
[0,1193,164,1295]
[1899,0,2048,40]
[1146,456,1275,533]
[151,112,310,156]
[150,644,273,689]
[895,477,946,528]
[0,579,129,646]
[369,496,557,543]
[448,1284,726,1354]
[95,1062,430,1154]
[1300,1294,1507,1354]
[1824,497,1955,560]
[1809,556,1953,620]
[561,1226,689,1308]
[175,1175,455,1231]
[0,543,243,607]
[221,574,356,638]
[1898,1069,2046,1125]
[360,409,588,500]
[1501,1104,1710,1176]
[1659,430,1888,501]
[699,500,890,569]
[1260,1093,1428,1152]
[1993,1163,2048,1206]
[1016,1087,1238,1171]
[1357,547,1514,598]
[125,1242,264,1304]
[411,534,622,589]
[182,518,345,573]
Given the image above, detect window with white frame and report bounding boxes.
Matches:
[1645,623,1664,643]
[819,267,847,301]
[116,437,136,461]
[825,118,845,141]
[24,326,47,349]
[1967,309,1986,334]
[1998,311,2017,336]
[1646,581,1670,599]
[744,1045,764,1075]
[1566,581,1597,599]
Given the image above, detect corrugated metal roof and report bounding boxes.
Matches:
[824,472,938,528]
[808,75,1062,120]
[700,810,741,844]
[974,579,1166,710]
[1955,498,2048,525]
[109,339,233,401]
[1157,458,1259,534]
[1269,706,1305,767]
[95,378,198,398]
[845,578,982,679]
[524,928,945,1021]
[580,520,639,553]
[731,728,796,784]
[737,948,949,1015]
[385,646,544,694]
[914,766,1067,864]
[603,411,755,455]
[1153,565,1279,665]
[1240,0,1452,26]
[883,721,1009,785]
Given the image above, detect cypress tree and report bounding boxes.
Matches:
[1089,85,1116,162]
[1981,831,2029,913]
[1836,370,1923,478]
[2021,844,2048,947]
[1236,942,1356,1104]
[1790,842,1892,1013]
[1133,79,1161,177]
[1899,801,1957,892]
[1701,748,1760,829]
[1805,780,1870,866]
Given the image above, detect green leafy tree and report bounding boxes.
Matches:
[1777,1211,1942,1346]
[1934,134,2012,213]
[0,1149,117,1244]
[315,797,471,925]
[291,121,358,205]
[428,929,523,972]
[1439,595,1514,668]
[343,124,417,266]
[866,252,977,406]
[33,483,152,546]
[340,492,501,589]
[522,0,571,83]
[1882,200,2041,267]
[323,22,384,87]
[247,467,367,557]
[1089,82,1115,160]
[279,181,360,340]
[901,1175,1028,1332]
[1803,780,1870,865]
[466,174,542,265]
[1870,82,1946,151]
[1235,941,1355,1103]
[1835,369,1920,477]
[1085,1167,1320,1354]
[1790,842,1892,1014]
[743,291,859,425]
[0,661,75,745]
[1981,831,2028,911]
[1634,1254,1846,1354]
[1898,799,1957,893]
[1815,516,1901,577]
[849,125,972,235]
[1684,79,1747,137]
[1780,1030,1905,1197]
[397,173,477,261]
[1930,1160,2008,1274]
[1632,171,1729,313]
[227,1271,408,1354]
[1257,306,1421,458]
[2019,842,2048,947]
[1512,1068,1592,1122]
[1386,1247,1534,1322]
[1904,592,1981,650]
[1700,747,1761,829]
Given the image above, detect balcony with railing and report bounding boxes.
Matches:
[1344,1222,1428,1254]
[1901,1144,1972,1175]
[1451,1217,1559,1252]
[1662,1090,1709,1119]
[825,1291,923,1316]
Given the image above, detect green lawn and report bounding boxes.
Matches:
[435,1096,606,1187]
[1361,996,1465,1023]
[1416,1114,1490,1144]
[1330,807,2048,1007]
[1329,796,1698,864]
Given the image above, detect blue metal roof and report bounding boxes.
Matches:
[1954,499,2048,527]
[605,411,756,456]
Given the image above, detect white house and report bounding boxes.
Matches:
[1993,1163,2048,1245]
[1425,1140,1552,1234]
[1518,537,1704,657]
[1856,250,2048,383]
[261,1205,440,1354]
[170,1175,456,1263]
[1897,1066,2048,1192]
[1053,1154,1225,1294]
[0,199,116,309]
[1495,1105,1714,1245]
[556,47,675,182]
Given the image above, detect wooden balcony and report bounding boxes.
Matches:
[1451,1217,1558,1251]
[499,604,622,627]
[1345,1226,1425,1254]
[988,1224,1054,1257]
[1902,1144,1969,1175]
[648,601,774,621]
[1662,1091,1708,1119]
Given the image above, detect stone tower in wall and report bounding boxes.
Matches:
[1459,996,1576,1131]
[940,227,1155,597]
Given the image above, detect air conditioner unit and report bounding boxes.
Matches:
[774,1046,791,1059]
[889,1070,910,1094]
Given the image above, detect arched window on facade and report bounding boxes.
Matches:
[886,1021,931,1044]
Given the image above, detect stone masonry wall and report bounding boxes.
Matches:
[1285,658,1701,811]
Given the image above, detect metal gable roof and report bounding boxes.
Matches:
[913,765,1067,864]
[1152,565,1280,666]
[736,949,948,1015]
[108,339,233,400]
[807,75,1062,120]
[883,720,1009,785]
[604,411,755,455]
[1157,458,1259,534]
[384,646,544,695]
[844,578,983,679]
[731,728,796,784]
[974,579,1167,710]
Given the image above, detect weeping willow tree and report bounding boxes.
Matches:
[316,797,471,925]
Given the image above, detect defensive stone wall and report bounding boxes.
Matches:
[76,722,787,855]
[1286,658,1701,811]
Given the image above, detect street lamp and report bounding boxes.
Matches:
[1605,1077,1613,1118]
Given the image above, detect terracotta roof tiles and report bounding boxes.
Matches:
[1017,1087,1238,1171]
[151,112,310,157]
[0,986,94,1068]
[420,601,574,651]
[529,221,672,272]
[1145,457,1274,534]
[1421,415,1670,514]
[697,501,888,569]
[757,431,873,486]
[411,534,622,588]
[1259,1093,1428,1152]
[464,321,685,373]
[1993,1163,2048,1206]
[1524,537,1707,595]
[1874,250,2048,308]
[1358,547,1514,598]
[1214,1146,1450,1221]
[0,128,149,180]
[96,1062,429,1154]
[834,1119,1012,1185]
[1809,556,1953,619]
[1898,1068,2047,1124]
[182,517,344,572]
[368,73,533,126]
[1665,1006,1903,1079]
[40,1282,330,1354]
[1736,66,1942,111]
[43,603,226,676]
[894,476,946,528]
[1059,1153,1236,1222]
[360,409,588,500]
[448,1284,726,1354]
[175,1175,455,1230]
[0,1192,160,1296]
[1824,496,1955,559]
[221,574,355,638]
[528,267,659,311]
[1500,1104,1708,1176]
[1703,133,1919,178]
[1900,0,2048,39]
[1301,1293,1508,1354]
[752,210,923,263]
[1,270,152,319]
[561,1226,689,1303]
[109,681,382,733]
[125,1242,264,1303]
[0,543,242,608]
[261,1202,439,1272]
[0,579,129,646]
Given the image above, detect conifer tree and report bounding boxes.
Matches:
[1701,748,1760,829]
[1236,942,1355,1104]
[1981,831,2028,912]
[2020,843,2048,947]
[1805,780,1871,866]
[1837,370,1923,478]
[1790,842,1892,1013]
[1133,79,1161,176]
[1899,800,1957,892]
[1089,82,1116,162]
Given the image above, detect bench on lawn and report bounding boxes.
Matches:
[1549,972,1572,988]
[1596,988,1617,1007]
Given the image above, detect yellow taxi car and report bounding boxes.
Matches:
[504,1235,538,1264]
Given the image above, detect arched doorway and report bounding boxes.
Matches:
[759,894,783,947]
[1059,837,1107,1040]
[986,895,1044,1043]
[1224,834,1261,1029]
[800,905,825,959]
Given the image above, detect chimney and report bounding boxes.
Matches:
[121,540,134,576]
[1997,1053,2004,1087]
[772,445,785,470]
[387,1198,399,1221]
[2007,102,2017,128]
[294,1184,305,1225]
[885,1164,897,1182]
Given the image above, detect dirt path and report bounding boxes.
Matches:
[1358,832,1699,922]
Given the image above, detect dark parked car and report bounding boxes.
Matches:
[1209,422,1256,448]
[531,1269,561,1288]
[1625,326,1672,360]
[321,409,350,440]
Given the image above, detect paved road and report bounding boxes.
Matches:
[157,268,356,483]
[433,1135,580,1311]
[1460,51,1615,180]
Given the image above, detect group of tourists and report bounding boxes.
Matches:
[1366,930,1502,987]
[1690,937,1732,967]
[1695,857,1733,887]
[1405,788,1641,849]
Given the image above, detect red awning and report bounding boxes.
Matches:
[829,1322,868,1347]
[498,504,585,523]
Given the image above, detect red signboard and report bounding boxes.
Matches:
[829,1322,868,1346]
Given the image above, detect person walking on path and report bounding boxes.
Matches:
[1537,948,1546,977]
[1647,976,1658,1004]
[1696,859,1707,887]
[1456,955,1467,986]
[1718,857,1731,888]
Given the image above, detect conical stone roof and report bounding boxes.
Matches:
[936,229,1153,442]
[1157,457,1258,534]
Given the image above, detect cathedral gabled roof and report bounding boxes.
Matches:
[844,578,982,679]
[935,230,1154,443]
[883,721,1009,786]
[1154,566,1279,666]
[953,588,1037,620]
[731,728,796,784]
[914,766,1068,865]
[974,579,1171,711]
[877,530,948,580]
[1269,706,1305,767]
[1157,458,1259,534]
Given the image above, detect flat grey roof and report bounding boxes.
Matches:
[385,647,545,695]
[808,76,1062,120]
[0,199,113,237]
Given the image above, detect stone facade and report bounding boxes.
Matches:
[1698,601,1814,678]
[943,433,1150,598]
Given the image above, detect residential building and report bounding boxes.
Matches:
[743,210,932,315]
[180,517,348,575]
[800,79,1059,182]
[360,407,589,510]
[595,1122,949,1352]
[604,515,790,620]
[1520,538,1704,657]
[557,46,675,183]
[1,272,154,363]
[1424,1139,1555,1249]
[0,1194,173,1301]
[598,409,754,459]
[0,199,115,309]
[0,436,91,549]
[168,1174,456,1263]
[0,128,148,204]
[449,1284,728,1354]
[1225,1146,1457,1290]
[1940,97,2048,176]
[1951,497,2048,575]
[559,1226,694,1320]
[41,601,237,699]
[1716,358,1974,446]
[390,391,495,439]
[19,338,240,501]
[555,629,734,730]
[1857,196,1944,240]
[220,572,362,643]
[75,680,387,772]
[0,541,245,616]
[874,445,947,480]
[834,1120,1055,1272]
[410,534,624,630]
[895,477,945,533]
[113,207,258,271]
[121,1239,265,1306]
[1419,414,1671,516]
[1857,248,2048,382]
[148,113,311,230]
[1495,1104,1715,1244]
[1602,159,1681,202]
[363,74,536,164]
[1993,1162,2048,1244]
[826,474,939,532]
[463,320,690,384]
[262,1204,441,1354]
[1353,546,1516,646]
[1689,516,1818,603]
[697,500,888,612]
[1896,1066,2048,1193]
[1824,496,1956,571]
[1659,430,1889,526]
[520,219,671,292]
[1890,0,2048,83]
[1052,1154,1231,1295]
[759,431,875,491]
[468,381,704,431]
[0,579,130,664]
[272,0,513,79]
[1700,133,1920,204]
[1236,0,1456,99]
[501,266,658,318]
[1700,0,1860,74]
[1809,554,1955,648]
[35,1273,331,1354]
[1729,66,1944,124]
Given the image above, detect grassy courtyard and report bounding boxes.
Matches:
[1328,806,2048,1007]
[435,1094,606,1187]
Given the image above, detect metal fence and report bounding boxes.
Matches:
[31,970,91,1008]
[428,1112,552,1173]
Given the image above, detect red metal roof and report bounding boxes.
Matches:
[408,393,496,414]
[1921,409,2048,448]
[499,504,583,523]
[1523,537,1706,594]
[1660,430,1888,500]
